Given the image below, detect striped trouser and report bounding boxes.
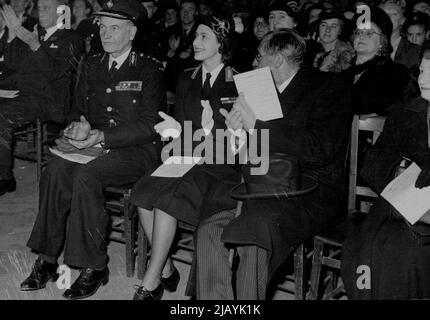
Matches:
[196,209,269,300]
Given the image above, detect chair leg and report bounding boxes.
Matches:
[137,221,147,280]
[308,238,324,300]
[294,243,306,300]
[36,119,42,183]
[123,193,136,278]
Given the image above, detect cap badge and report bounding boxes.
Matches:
[107,0,113,8]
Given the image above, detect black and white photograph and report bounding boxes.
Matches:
[0,0,429,309]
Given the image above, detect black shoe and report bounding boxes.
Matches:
[20,259,59,291]
[160,267,180,292]
[62,267,109,300]
[133,283,164,300]
[0,177,16,196]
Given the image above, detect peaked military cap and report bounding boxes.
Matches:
[95,0,145,24]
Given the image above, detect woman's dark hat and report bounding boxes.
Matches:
[268,0,298,21]
[230,154,318,201]
[199,15,234,38]
[353,6,393,39]
[94,0,145,24]
[318,10,345,24]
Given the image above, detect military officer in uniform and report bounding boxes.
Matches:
[0,0,84,195]
[20,0,166,300]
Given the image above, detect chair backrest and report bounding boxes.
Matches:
[347,115,386,213]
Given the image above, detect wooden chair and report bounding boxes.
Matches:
[104,186,140,278]
[13,119,48,182]
[307,115,386,300]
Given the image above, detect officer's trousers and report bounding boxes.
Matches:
[27,151,148,268]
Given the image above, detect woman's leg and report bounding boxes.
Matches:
[138,207,177,290]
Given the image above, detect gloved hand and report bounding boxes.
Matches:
[416,162,430,189]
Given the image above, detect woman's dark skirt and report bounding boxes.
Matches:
[130,163,241,226]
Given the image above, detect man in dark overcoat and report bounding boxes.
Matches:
[20,0,165,300]
[194,28,353,299]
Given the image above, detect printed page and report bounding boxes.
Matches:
[151,156,202,178]
[381,162,430,225]
[233,67,283,121]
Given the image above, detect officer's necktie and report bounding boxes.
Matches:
[109,60,118,76]
[201,72,211,100]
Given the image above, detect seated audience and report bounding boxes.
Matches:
[341,46,430,300]
[20,0,165,300]
[346,6,416,116]
[380,2,421,72]
[129,15,240,301]
[164,0,200,93]
[72,0,102,55]
[403,11,430,47]
[413,0,430,16]
[195,29,352,300]
[268,0,321,66]
[313,10,354,72]
[10,0,38,31]
[0,0,84,195]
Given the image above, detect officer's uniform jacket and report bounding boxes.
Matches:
[1,28,84,122]
[69,49,166,161]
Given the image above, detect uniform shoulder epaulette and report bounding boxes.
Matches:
[185,65,201,79]
[138,53,164,70]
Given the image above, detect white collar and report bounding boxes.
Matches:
[0,29,4,39]
[44,24,59,41]
[278,71,297,94]
[109,47,132,70]
[201,63,224,87]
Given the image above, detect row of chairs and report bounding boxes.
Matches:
[13,113,386,299]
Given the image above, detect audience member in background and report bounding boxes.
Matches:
[380,2,421,72]
[10,0,38,30]
[342,45,430,300]
[0,0,84,195]
[313,10,354,72]
[72,0,102,55]
[199,0,215,16]
[134,0,163,59]
[268,0,320,66]
[403,11,430,47]
[347,6,416,116]
[413,0,430,17]
[164,0,199,93]
[157,1,179,61]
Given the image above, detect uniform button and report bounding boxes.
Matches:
[86,96,89,100]
[132,99,136,104]
[109,119,116,127]
[106,88,112,93]
[107,106,113,112]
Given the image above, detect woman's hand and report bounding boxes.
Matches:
[154,111,182,139]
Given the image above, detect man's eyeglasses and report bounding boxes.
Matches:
[353,29,382,39]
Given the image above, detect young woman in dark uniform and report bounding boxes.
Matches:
[130,15,240,300]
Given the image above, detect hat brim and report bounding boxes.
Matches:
[94,10,136,22]
[230,175,318,201]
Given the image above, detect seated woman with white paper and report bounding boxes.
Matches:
[128,15,243,301]
[341,47,430,300]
